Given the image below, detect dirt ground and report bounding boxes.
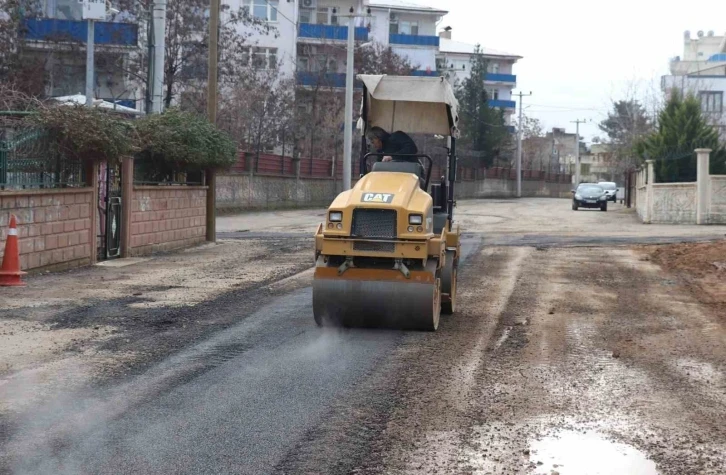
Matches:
[0,236,312,414]
[646,240,726,308]
[3,198,726,474]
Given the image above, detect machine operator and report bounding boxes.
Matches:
[366,127,418,162]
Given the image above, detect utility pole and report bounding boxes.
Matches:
[206,0,220,242]
[570,119,587,186]
[85,19,95,107]
[152,0,167,113]
[339,6,371,191]
[145,0,155,115]
[83,0,107,107]
[513,91,532,197]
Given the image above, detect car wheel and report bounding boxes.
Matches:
[572,202,578,211]
[600,202,607,212]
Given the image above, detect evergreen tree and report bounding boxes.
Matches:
[455,45,511,167]
[636,90,725,182]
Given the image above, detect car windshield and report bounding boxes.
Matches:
[578,185,604,194]
[599,183,616,190]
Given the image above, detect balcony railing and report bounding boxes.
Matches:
[296,72,363,89]
[485,73,516,83]
[410,70,438,77]
[488,99,516,109]
[298,24,369,42]
[389,34,439,47]
[22,18,138,46]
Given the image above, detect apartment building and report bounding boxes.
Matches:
[435,27,521,126]
[661,30,726,138]
[14,0,140,108]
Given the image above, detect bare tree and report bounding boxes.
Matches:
[220,66,295,171]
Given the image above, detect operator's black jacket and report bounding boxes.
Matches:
[376,131,418,161]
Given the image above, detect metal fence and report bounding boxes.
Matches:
[133,158,204,186]
[0,129,86,190]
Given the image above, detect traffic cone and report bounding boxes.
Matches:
[0,214,26,286]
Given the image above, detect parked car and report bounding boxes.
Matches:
[598,181,618,202]
[572,183,608,211]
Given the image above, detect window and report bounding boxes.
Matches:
[299,7,313,23]
[488,89,499,100]
[297,57,310,72]
[700,91,723,113]
[581,164,591,175]
[488,62,500,73]
[247,47,278,69]
[399,21,418,35]
[316,7,329,25]
[243,0,278,22]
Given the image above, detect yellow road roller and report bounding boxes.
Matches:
[313,75,461,331]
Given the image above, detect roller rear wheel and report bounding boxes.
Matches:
[441,250,457,315]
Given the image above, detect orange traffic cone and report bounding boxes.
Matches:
[0,214,26,286]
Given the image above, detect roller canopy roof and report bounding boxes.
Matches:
[357,75,459,137]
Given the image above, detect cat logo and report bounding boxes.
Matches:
[361,193,395,204]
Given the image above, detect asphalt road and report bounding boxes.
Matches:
[3,199,726,474]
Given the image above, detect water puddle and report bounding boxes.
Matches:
[529,430,658,474]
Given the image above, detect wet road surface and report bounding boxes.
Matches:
[3,199,726,474]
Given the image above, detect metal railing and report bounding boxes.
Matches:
[0,130,86,190]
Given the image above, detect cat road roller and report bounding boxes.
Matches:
[313,74,461,331]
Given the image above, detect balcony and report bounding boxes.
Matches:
[485,73,516,84]
[488,99,516,109]
[298,24,369,42]
[389,34,439,47]
[296,72,363,89]
[22,18,138,46]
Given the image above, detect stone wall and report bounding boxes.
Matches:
[708,177,726,224]
[454,178,572,199]
[217,174,338,212]
[217,173,572,212]
[650,183,697,224]
[635,150,726,225]
[129,186,207,256]
[0,189,94,271]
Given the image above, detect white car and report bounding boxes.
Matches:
[598,182,618,203]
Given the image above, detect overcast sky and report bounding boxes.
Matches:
[422,0,726,142]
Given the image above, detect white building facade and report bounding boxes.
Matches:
[435,29,521,127]
[662,30,726,138]
[227,0,446,88]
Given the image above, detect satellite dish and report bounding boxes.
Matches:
[697,30,704,38]
[684,30,690,38]
[708,30,715,36]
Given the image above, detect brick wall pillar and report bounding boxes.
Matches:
[696,148,712,225]
[121,157,134,256]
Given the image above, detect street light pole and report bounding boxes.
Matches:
[342,8,355,191]
[513,91,532,197]
[339,7,370,191]
[571,118,587,186]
